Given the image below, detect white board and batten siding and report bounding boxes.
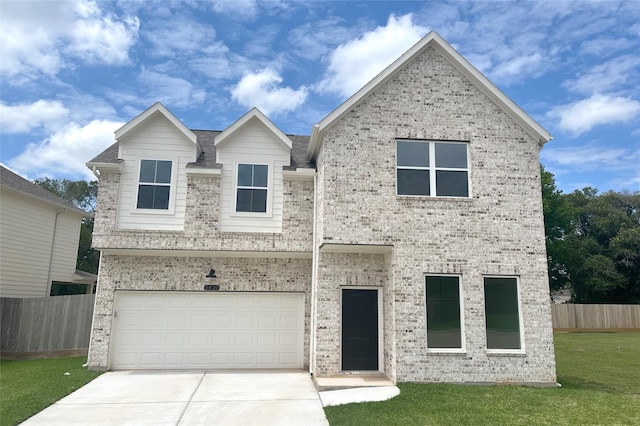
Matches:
[109,291,305,370]
[0,190,82,297]
[116,116,197,231]
[217,120,291,233]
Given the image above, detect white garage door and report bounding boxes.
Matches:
[109,291,304,370]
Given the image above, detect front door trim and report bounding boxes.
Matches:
[340,286,383,372]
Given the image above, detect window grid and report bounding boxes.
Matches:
[137,160,172,210]
[236,164,268,213]
[396,140,469,197]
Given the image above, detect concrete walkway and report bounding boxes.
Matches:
[21,370,329,426]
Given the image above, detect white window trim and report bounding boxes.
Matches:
[424,274,466,354]
[339,286,384,373]
[396,140,471,198]
[231,162,273,217]
[132,158,177,215]
[483,275,526,355]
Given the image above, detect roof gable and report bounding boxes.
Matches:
[307,31,552,161]
[214,107,292,150]
[115,102,200,153]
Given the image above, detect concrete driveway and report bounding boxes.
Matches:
[21,370,329,426]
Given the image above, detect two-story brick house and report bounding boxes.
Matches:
[87,32,556,384]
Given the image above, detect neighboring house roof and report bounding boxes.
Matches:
[88,131,313,171]
[0,166,87,216]
[307,31,553,161]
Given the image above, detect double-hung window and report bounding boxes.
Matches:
[396,140,469,197]
[236,164,268,213]
[137,159,172,210]
[425,275,463,350]
[484,277,523,351]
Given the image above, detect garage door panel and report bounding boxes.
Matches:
[110,292,304,370]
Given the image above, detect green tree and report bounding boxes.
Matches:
[540,167,640,303]
[34,178,99,274]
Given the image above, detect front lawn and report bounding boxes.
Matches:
[325,332,640,425]
[0,356,103,426]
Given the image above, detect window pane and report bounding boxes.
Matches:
[484,277,521,350]
[155,161,172,184]
[139,160,156,183]
[137,185,154,208]
[436,171,468,197]
[397,169,430,195]
[236,189,267,212]
[426,276,461,348]
[252,188,267,212]
[397,141,429,167]
[253,165,268,187]
[153,186,170,209]
[236,188,253,211]
[238,164,253,187]
[435,143,467,168]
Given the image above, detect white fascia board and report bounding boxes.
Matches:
[185,167,222,177]
[99,248,312,259]
[115,102,199,149]
[282,168,316,181]
[306,31,552,161]
[214,107,293,150]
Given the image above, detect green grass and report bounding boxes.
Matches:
[0,356,103,426]
[325,332,640,425]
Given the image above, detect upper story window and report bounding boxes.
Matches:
[236,164,268,213]
[137,159,172,209]
[396,140,469,197]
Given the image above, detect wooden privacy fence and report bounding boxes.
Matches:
[1,294,95,357]
[552,304,640,330]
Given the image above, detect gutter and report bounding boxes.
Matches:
[45,208,67,296]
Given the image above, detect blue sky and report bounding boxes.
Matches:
[1,0,639,193]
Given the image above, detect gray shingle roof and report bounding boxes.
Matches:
[88,130,314,170]
[0,166,87,215]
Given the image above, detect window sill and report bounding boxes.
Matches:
[486,350,526,357]
[230,211,273,218]
[131,208,175,215]
[426,349,468,356]
[396,195,474,202]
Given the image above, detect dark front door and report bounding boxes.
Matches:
[342,289,378,371]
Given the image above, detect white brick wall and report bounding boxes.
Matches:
[311,45,556,383]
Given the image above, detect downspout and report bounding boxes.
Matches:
[46,208,67,296]
[309,172,318,375]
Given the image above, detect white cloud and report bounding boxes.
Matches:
[548,94,640,135]
[580,37,634,57]
[288,17,359,61]
[0,100,69,133]
[7,120,123,180]
[231,68,307,116]
[138,68,206,108]
[0,0,139,79]
[208,0,258,20]
[541,145,627,168]
[143,17,217,58]
[67,14,139,64]
[563,55,640,95]
[318,14,427,98]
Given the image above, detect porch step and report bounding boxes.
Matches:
[313,373,395,391]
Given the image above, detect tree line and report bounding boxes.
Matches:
[36,171,639,304]
[541,167,639,304]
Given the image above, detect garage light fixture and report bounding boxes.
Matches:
[206,268,217,278]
